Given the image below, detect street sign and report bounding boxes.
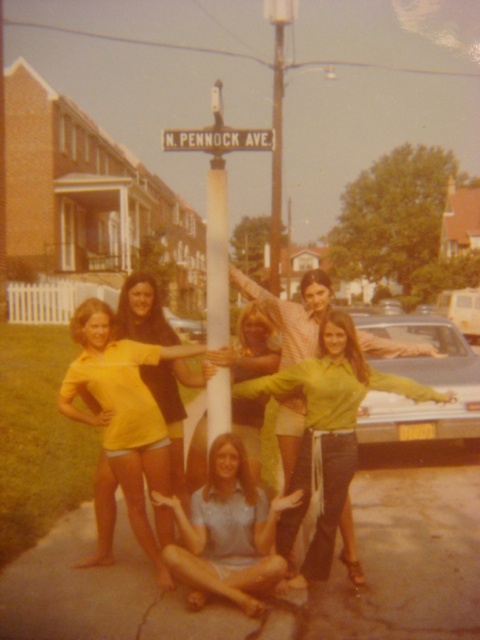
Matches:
[162,128,275,153]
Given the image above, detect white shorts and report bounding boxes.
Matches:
[275,404,307,437]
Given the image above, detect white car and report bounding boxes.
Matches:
[354,315,480,450]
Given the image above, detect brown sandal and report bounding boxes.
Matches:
[339,549,366,587]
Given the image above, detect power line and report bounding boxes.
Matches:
[5,19,480,80]
[4,19,273,69]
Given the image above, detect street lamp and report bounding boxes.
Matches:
[264,0,298,296]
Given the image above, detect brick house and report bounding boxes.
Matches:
[440,177,480,259]
[5,57,206,314]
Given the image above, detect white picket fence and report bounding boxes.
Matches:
[7,280,120,325]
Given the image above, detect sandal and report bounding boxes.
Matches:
[339,548,366,587]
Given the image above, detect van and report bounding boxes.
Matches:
[436,289,480,344]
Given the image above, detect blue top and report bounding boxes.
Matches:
[190,484,270,565]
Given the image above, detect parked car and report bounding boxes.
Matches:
[377,299,404,315]
[168,317,207,343]
[436,288,480,344]
[353,314,480,449]
[415,304,435,315]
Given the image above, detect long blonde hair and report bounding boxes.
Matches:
[202,433,258,505]
[319,310,370,384]
[237,302,277,356]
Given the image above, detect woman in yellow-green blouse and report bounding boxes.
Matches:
[232,310,456,585]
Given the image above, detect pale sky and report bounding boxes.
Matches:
[4,0,480,245]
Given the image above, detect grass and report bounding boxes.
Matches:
[0,324,203,571]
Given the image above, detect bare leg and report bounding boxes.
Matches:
[109,450,174,590]
[142,446,174,548]
[276,435,302,492]
[185,415,209,494]
[169,436,190,515]
[338,494,366,586]
[162,545,270,617]
[339,494,357,560]
[72,450,117,568]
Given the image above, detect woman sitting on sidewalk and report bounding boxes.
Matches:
[152,433,302,617]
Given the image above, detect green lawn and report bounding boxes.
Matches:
[0,324,203,571]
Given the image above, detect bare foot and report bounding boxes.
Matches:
[71,553,115,569]
[288,573,308,590]
[157,566,176,591]
[238,594,265,618]
[187,590,208,611]
[273,578,290,596]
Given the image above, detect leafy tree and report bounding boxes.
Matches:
[326,143,466,294]
[230,216,287,285]
[135,232,176,304]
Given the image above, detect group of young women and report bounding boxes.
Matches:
[58,269,455,616]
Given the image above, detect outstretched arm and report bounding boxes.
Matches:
[369,369,457,403]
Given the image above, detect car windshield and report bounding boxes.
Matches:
[361,324,469,358]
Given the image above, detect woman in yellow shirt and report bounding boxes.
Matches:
[232,310,456,585]
[58,297,210,590]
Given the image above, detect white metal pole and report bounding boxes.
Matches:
[206,165,231,449]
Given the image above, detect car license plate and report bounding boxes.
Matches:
[398,422,435,441]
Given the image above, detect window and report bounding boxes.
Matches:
[71,124,77,161]
[59,113,69,154]
[61,200,75,270]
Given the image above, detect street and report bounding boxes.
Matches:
[301,439,480,640]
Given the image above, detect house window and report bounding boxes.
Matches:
[59,113,69,154]
[85,133,91,163]
[61,200,76,270]
[71,124,77,161]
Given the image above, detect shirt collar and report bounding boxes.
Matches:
[323,355,355,374]
[77,341,118,362]
[207,481,244,499]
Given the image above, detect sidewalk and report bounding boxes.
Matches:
[0,393,306,640]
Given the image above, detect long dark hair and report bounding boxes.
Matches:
[319,310,370,384]
[203,433,258,506]
[116,272,178,345]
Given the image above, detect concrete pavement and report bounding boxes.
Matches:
[0,393,306,640]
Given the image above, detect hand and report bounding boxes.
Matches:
[151,491,181,510]
[92,409,114,426]
[443,390,457,403]
[206,346,236,367]
[271,489,303,514]
[202,360,218,381]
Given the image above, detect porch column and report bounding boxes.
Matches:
[119,186,131,273]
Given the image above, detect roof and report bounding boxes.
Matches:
[443,188,480,246]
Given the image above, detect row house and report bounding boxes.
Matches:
[5,57,206,313]
[440,176,480,259]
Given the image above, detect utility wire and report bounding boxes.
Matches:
[4,19,273,69]
[5,19,480,79]
[189,0,267,59]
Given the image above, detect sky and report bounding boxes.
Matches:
[4,0,480,246]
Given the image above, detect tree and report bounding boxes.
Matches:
[326,144,467,295]
[135,232,176,304]
[230,216,287,285]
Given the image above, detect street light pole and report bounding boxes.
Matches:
[265,0,297,296]
[270,21,284,296]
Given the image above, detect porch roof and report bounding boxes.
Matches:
[54,173,157,212]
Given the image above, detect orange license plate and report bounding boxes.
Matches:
[398,422,435,441]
